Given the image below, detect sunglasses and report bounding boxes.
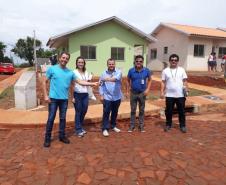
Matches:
[170,59,178,62]
[135,60,143,63]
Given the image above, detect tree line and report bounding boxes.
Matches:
[0,37,56,66]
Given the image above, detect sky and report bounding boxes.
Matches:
[0,0,225,62]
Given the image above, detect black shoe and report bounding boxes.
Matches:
[180,127,187,133]
[43,140,51,147]
[164,125,171,132]
[59,137,70,144]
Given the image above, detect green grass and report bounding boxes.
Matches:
[146,88,210,101]
[188,88,210,96]
[0,86,14,99]
[146,94,160,100]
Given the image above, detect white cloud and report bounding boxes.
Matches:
[0,0,225,51]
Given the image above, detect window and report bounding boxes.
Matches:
[80,46,96,60]
[111,47,124,60]
[219,47,226,58]
[164,47,168,54]
[150,49,157,59]
[194,44,204,57]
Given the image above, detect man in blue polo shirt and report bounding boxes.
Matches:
[127,55,152,132]
[43,52,98,147]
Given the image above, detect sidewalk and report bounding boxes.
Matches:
[1,74,226,128]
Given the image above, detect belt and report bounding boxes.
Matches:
[131,90,143,94]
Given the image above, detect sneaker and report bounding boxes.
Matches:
[112,127,121,133]
[77,132,84,138]
[128,127,135,133]
[140,127,146,133]
[59,137,70,144]
[82,130,87,134]
[102,130,109,137]
[164,125,171,132]
[43,140,51,148]
[180,127,187,133]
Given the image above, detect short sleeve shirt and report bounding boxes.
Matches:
[127,67,151,93]
[161,67,187,98]
[46,64,76,99]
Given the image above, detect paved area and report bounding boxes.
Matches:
[0,113,226,185]
[0,72,226,184]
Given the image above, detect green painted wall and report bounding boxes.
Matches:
[67,21,149,76]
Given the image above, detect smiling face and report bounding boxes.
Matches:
[107,59,116,71]
[169,57,179,68]
[76,58,85,71]
[134,57,144,69]
[59,53,70,68]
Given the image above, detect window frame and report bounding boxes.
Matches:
[150,49,157,59]
[111,47,125,61]
[80,45,96,60]
[194,44,204,57]
[218,47,226,58]
[164,46,168,54]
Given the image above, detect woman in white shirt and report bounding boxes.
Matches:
[72,56,92,137]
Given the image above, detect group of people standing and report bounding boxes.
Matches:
[43,52,188,148]
[208,52,217,72]
[207,52,226,72]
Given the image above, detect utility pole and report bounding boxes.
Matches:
[33,30,37,72]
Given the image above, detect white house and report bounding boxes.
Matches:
[148,23,226,71]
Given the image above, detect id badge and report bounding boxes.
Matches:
[141,79,144,84]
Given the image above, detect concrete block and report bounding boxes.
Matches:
[14,71,37,109]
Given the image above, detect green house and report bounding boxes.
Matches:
[47,16,156,76]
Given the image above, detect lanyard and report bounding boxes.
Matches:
[170,68,178,81]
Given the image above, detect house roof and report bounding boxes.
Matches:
[217,27,226,32]
[151,23,226,39]
[47,16,156,48]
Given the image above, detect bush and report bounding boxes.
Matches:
[15,63,31,68]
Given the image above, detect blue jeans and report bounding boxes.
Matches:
[73,92,89,134]
[45,98,68,142]
[165,97,186,128]
[102,99,121,131]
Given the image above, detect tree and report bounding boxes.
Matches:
[0,41,6,62]
[3,56,12,63]
[12,37,41,66]
[37,48,57,58]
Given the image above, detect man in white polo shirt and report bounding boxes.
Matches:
[161,54,188,133]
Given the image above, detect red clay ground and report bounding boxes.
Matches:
[0,112,226,185]
[0,72,225,110]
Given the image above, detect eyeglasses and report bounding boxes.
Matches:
[170,59,178,62]
[135,60,143,63]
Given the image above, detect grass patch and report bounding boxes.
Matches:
[147,94,160,100]
[188,88,210,96]
[0,86,14,99]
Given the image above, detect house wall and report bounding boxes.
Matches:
[148,27,189,71]
[186,37,213,71]
[67,21,149,76]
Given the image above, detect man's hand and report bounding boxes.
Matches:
[143,89,149,96]
[44,95,51,103]
[100,96,104,103]
[92,82,99,87]
[160,92,165,99]
[72,98,75,104]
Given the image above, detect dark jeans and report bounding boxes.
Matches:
[165,97,186,128]
[102,99,121,131]
[73,92,89,134]
[45,98,68,142]
[130,91,146,129]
